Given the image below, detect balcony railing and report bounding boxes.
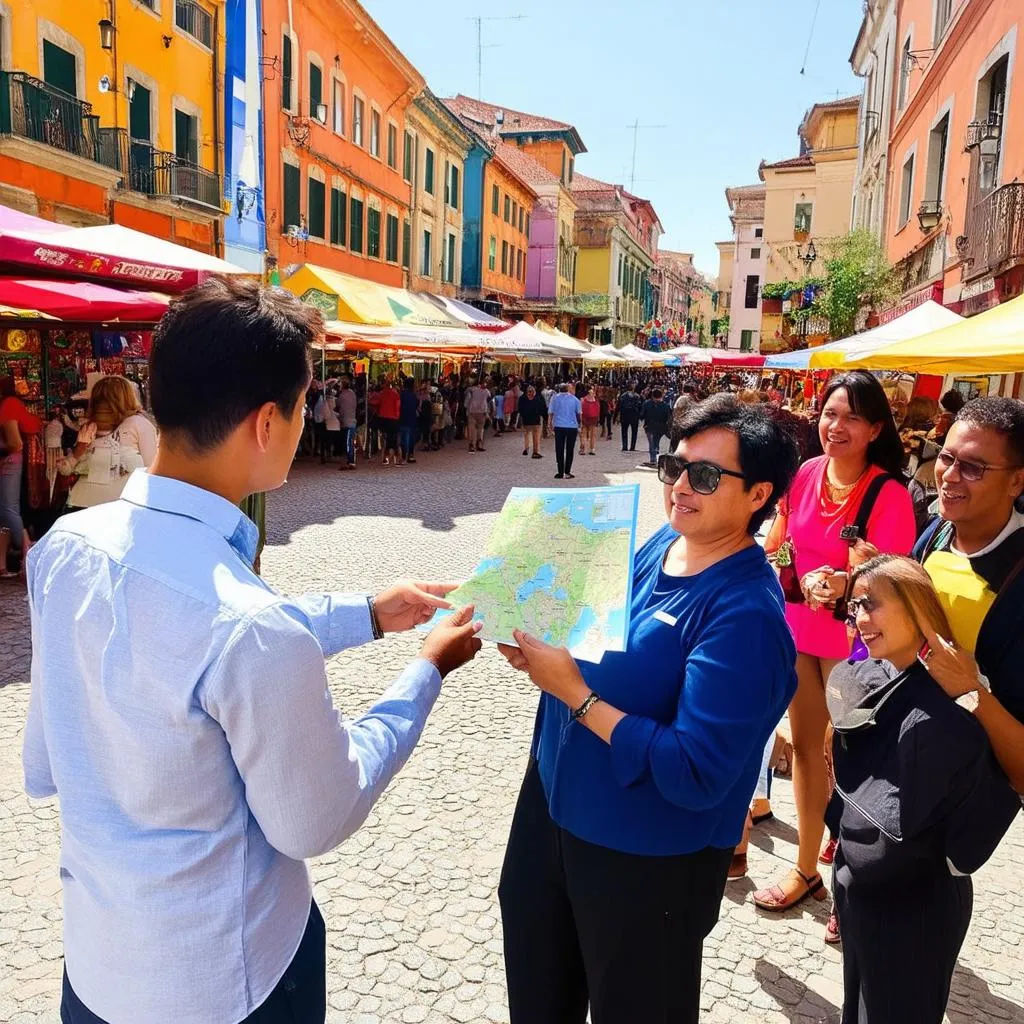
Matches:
[126,141,221,210]
[0,71,100,162]
[960,182,1024,282]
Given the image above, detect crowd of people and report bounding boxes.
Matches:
[12,277,1024,1024]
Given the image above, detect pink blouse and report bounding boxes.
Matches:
[781,456,917,659]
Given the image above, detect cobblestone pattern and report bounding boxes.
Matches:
[1,434,1022,1023]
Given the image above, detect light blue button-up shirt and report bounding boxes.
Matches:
[23,471,442,1024]
[548,391,582,429]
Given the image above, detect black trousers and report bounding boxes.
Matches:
[499,761,732,1024]
[620,415,639,450]
[61,901,327,1024]
[554,427,578,475]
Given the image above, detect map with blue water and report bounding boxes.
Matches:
[429,485,639,661]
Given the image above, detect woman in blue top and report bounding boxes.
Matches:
[497,395,801,1024]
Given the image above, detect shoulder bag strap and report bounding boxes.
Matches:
[853,472,896,538]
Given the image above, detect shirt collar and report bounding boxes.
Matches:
[950,508,1024,559]
[120,470,260,567]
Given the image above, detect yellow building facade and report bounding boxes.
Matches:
[759,96,859,346]
[1,0,225,248]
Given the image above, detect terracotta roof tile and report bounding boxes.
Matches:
[570,172,618,193]
[760,154,815,171]
[445,95,574,135]
[492,142,555,192]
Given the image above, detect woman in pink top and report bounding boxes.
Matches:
[580,386,601,455]
[753,371,916,914]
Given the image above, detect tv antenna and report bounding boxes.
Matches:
[628,120,666,191]
[468,15,526,99]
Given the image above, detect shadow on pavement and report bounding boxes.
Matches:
[948,965,1024,1023]
[754,959,840,1023]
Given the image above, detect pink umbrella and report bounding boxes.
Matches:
[0,276,171,321]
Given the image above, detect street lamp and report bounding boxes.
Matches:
[917,200,943,233]
[98,18,114,50]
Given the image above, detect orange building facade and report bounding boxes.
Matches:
[478,150,536,302]
[885,0,1024,314]
[262,0,422,285]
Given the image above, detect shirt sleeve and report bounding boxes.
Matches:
[865,479,917,555]
[22,559,56,799]
[608,603,794,810]
[202,601,442,861]
[289,592,376,657]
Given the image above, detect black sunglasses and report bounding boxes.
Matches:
[657,454,746,495]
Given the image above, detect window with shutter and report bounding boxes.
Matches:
[281,35,292,110]
[386,214,399,262]
[367,208,381,258]
[402,219,411,268]
[350,197,364,252]
[308,64,322,120]
[424,149,435,195]
[450,166,459,210]
[307,177,326,238]
[283,163,301,231]
[330,187,346,245]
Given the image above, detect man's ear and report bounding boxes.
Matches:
[253,402,276,454]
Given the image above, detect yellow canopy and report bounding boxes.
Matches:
[842,293,1024,374]
[282,264,461,328]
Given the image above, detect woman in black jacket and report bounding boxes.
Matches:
[827,554,1019,1024]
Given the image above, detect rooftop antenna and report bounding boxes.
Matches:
[628,119,666,191]
[468,15,526,99]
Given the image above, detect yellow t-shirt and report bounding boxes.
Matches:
[923,550,996,656]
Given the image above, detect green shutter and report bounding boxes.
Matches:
[425,149,434,195]
[350,198,363,252]
[281,35,292,110]
[492,184,499,214]
[450,166,459,210]
[309,64,322,118]
[330,188,346,244]
[308,177,325,238]
[386,214,399,262]
[42,41,76,96]
[402,219,411,268]
[367,208,381,258]
[283,163,301,230]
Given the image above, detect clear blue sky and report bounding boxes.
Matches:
[371,0,864,276]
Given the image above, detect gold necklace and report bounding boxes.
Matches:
[824,468,866,504]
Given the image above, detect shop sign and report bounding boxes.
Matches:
[29,247,186,285]
[960,276,996,301]
[300,288,339,320]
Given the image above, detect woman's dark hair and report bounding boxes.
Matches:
[671,394,801,534]
[151,277,321,453]
[820,371,905,479]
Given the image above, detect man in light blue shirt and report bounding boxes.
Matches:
[23,278,482,1024]
[547,383,582,480]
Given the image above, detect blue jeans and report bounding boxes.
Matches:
[0,451,24,546]
[399,426,416,460]
[646,430,664,465]
[342,426,356,464]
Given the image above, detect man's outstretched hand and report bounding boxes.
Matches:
[373,581,459,632]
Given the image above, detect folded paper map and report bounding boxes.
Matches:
[427,485,639,661]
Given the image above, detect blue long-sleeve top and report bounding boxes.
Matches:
[532,523,798,855]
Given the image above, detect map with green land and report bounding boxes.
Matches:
[429,485,639,660]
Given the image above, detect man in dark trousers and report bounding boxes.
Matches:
[641,387,671,467]
[618,382,642,452]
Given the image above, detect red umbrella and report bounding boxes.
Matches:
[0,276,171,321]
[711,351,767,368]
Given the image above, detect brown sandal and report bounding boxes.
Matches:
[752,868,827,912]
[728,852,748,880]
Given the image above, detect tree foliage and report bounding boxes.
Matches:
[817,230,898,340]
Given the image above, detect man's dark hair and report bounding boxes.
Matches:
[955,396,1024,465]
[651,388,663,399]
[683,384,695,395]
[671,394,800,534]
[151,278,320,452]
[941,388,966,415]
[404,377,415,390]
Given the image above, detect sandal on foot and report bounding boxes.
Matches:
[819,837,838,866]
[752,869,826,912]
[825,911,841,945]
[728,852,748,880]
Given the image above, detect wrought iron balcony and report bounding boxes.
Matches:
[124,141,221,210]
[965,118,1001,152]
[959,182,1024,282]
[0,71,101,162]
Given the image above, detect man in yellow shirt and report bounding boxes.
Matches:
[914,397,1024,793]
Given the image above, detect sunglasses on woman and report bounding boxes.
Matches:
[657,454,746,495]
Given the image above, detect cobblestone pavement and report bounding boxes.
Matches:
[1,434,1022,1024]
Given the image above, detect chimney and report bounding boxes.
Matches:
[493,109,504,138]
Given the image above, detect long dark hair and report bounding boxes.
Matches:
[820,371,906,479]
